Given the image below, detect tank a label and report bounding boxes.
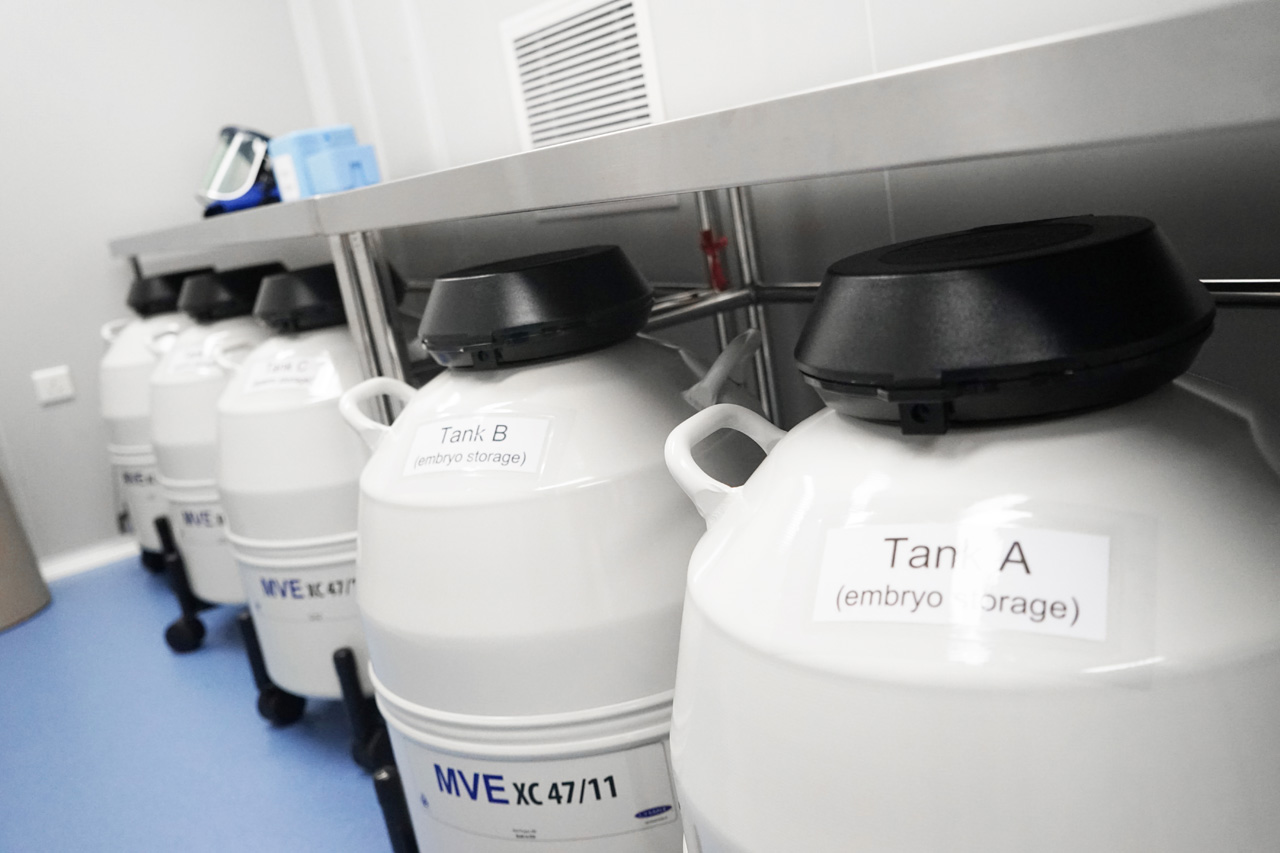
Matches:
[813,524,1111,640]
[242,562,359,623]
[403,415,552,476]
[400,739,678,841]
[244,355,329,394]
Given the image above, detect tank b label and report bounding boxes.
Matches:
[400,739,678,841]
[244,355,328,394]
[242,562,359,623]
[403,415,552,476]
[813,524,1111,640]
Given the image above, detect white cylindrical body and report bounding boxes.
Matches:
[356,336,752,852]
[150,316,270,604]
[100,312,189,552]
[668,381,1280,853]
[217,327,370,698]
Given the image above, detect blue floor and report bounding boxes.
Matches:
[0,558,387,852]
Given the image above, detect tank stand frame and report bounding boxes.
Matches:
[334,647,394,771]
[155,517,212,652]
[373,762,420,853]
[237,610,307,726]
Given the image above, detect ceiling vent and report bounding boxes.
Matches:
[502,0,664,150]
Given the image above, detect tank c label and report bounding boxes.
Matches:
[244,355,329,394]
[399,739,678,841]
[242,561,359,623]
[403,415,552,476]
[813,524,1111,641]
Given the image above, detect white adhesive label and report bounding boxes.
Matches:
[168,346,213,372]
[175,502,227,549]
[814,524,1111,641]
[244,355,327,394]
[119,465,167,547]
[402,740,678,842]
[403,415,552,476]
[243,562,359,623]
[273,153,301,201]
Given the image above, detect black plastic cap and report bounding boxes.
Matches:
[795,216,1215,434]
[177,263,285,323]
[254,265,346,333]
[419,246,654,369]
[128,268,212,317]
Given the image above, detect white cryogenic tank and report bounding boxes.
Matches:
[151,265,278,607]
[665,217,1280,852]
[217,265,370,700]
[99,270,199,569]
[341,247,759,853]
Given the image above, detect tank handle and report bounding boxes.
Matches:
[143,321,188,356]
[339,377,416,451]
[208,334,263,373]
[100,317,131,344]
[665,403,786,521]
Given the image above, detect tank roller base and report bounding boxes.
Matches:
[374,762,420,853]
[140,548,165,574]
[334,647,393,771]
[237,610,307,726]
[154,517,213,653]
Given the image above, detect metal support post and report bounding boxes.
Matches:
[695,191,734,351]
[726,186,781,423]
[348,231,411,387]
[329,234,394,424]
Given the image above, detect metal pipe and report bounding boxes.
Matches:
[328,234,392,424]
[727,186,781,423]
[647,289,754,331]
[349,231,410,385]
[695,190,733,351]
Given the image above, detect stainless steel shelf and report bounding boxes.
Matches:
[314,0,1280,235]
[109,0,1280,257]
[108,199,322,258]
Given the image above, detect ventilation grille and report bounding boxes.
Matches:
[505,0,662,149]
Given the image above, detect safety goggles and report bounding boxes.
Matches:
[197,127,271,204]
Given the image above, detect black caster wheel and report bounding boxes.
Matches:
[164,616,206,653]
[257,688,306,726]
[140,549,166,573]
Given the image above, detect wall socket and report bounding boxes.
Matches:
[32,365,75,405]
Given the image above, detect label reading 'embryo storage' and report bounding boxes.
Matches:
[243,355,327,394]
[813,524,1111,641]
[403,415,552,476]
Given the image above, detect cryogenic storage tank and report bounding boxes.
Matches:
[664,217,1280,852]
[340,247,759,852]
[217,265,370,703]
[150,265,278,615]
[99,269,201,569]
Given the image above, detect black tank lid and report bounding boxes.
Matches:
[128,267,212,317]
[254,265,346,333]
[419,246,653,369]
[795,216,1215,435]
[177,263,285,323]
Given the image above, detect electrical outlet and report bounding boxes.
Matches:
[32,365,75,405]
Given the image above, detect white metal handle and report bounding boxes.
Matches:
[664,403,786,521]
[339,377,416,450]
[100,318,131,344]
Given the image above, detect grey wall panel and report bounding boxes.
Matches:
[884,122,1280,278]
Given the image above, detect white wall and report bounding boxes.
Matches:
[0,1,317,559]
[288,0,1236,175]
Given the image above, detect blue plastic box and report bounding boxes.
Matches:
[268,125,381,200]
